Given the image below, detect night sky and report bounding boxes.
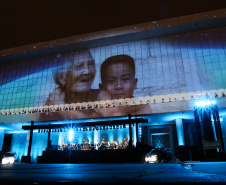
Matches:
[0,0,225,50]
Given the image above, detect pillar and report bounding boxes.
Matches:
[221,115,226,153]
[188,125,194,146]
[176,118,185,146]
[128,114,132,148]
[47,124,51,151]
[28,121,34,157]
[133,124,137,147]
[0,129,5,151]
[135,120,139,146]
[94,129,100,149]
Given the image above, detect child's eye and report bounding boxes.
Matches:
[108,80,115,83]
[88,61,95,66]
[123,78,130,81]
[107,79,115,83]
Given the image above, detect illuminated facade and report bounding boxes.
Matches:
[0,9,226,162]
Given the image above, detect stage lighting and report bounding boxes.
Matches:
[195,99,217,107]
[212,100,216,105]
[206,100,211,105]
[200,101,206,107]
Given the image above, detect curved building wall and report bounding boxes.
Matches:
[0,27,226,123]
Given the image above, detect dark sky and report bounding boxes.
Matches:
[0,0,225,50]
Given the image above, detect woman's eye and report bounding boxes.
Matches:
[74,65,83,69]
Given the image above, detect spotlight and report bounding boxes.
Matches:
[212,100,216,105]
[200,101,206,107]
[195,99,217,107]
[206,100,211,105]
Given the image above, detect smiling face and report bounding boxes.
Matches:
[101,62,137,99]
[65,50,96,93]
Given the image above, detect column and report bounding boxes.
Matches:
[94,129,100,149]
[221,115,226,153]
[133,124,137,147]
[175,118,185,146]
[47,124,51,151]
[188,125,194,146]
[28,121,34,157]
[128,114,132,148]
[0,129,5,151]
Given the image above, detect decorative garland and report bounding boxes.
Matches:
[0,89,225,116]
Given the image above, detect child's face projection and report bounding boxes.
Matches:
[66,51,96,93]
[102,63,137,99]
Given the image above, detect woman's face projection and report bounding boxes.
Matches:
[66,51,96,93]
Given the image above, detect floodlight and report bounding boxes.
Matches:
[195,101,201,107]
[211,100,216,105]
[206,100,211,105]
[200,101,206,107]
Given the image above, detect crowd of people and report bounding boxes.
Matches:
[57,137,131,151]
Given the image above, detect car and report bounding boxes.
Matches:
[1,152,17,164]
[145,148,173,163]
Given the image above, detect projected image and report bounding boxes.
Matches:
[40,52,152,120]
[0,28,226,121]
[42,50,103,119]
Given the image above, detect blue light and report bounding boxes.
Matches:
[200,101,206,107]
[68,129,74,142]
[195,99,217,107]
[211,100,216,105]
[195,101,201,107]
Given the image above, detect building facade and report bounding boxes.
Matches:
[0,9,226,163]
